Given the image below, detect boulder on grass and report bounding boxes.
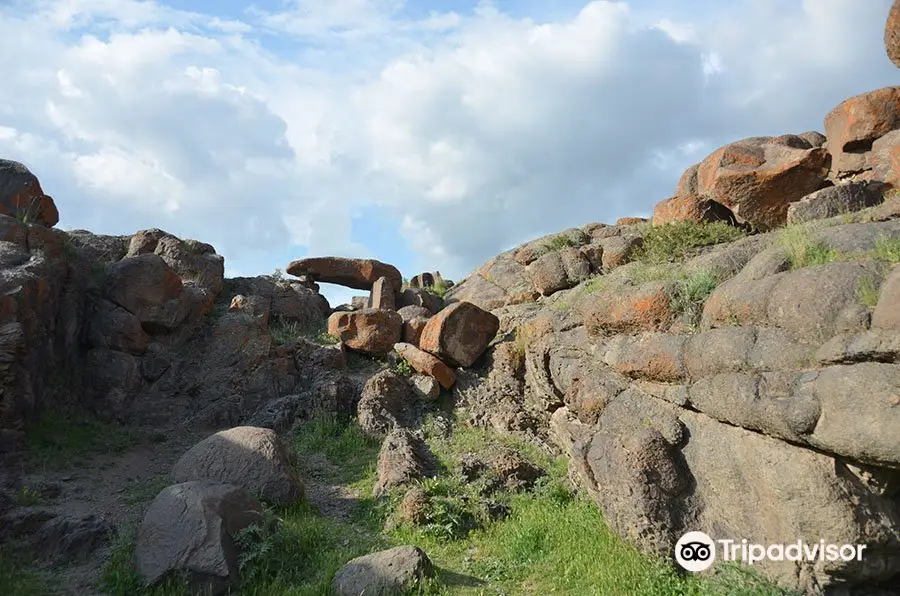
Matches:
[373,428,435,496]
[171,426,303,506]
[332,546,434,596]
[135,482,263,595]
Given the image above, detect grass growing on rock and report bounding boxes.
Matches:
[542,234,579,253]
[869,235,900,267]
[636,221,747,265]
[778,225,838,269]
[269,315,340,347]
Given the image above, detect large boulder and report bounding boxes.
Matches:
[171,426,303,506]
[128,230,225,295]
[525,248,592,296]
[870,129,900,188]
[874,264,900,330]
[286,257,402,291]
[332,546,434,596]
[0,159,59,227]
[368,276,396,310]
[87,300,149,355]
[786,182,882,225]
[135,482,263,594]
[104,253,189,331]
[327,308,402,357]
[888,0,900,68]
[394,342,456,389]
[824,86,900,176]
[418,301,500,368]
[652,195,736,226]
[688,136,830,230]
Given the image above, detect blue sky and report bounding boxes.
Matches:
[0,0,895,305]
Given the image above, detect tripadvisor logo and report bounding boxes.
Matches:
[675,531,716,572]
[674,531,868,572]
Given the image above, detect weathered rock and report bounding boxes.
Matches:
[135,482,263,594]
[459,447,544,493]
[418,302,499,368]
[84,347,142,414]
[350,296,368,310]
[581,281,674,335]
[444,255,538,311]
[702,260,883,343]
[228,294,271,326]
[799,130,827,148]
[0,159,59,227]
[825,86,900,176]
[396,487,429,526]
[690,136,830,229]
[373,428,435,496]
[244,394,303,433]
[402,316,429,347]
[357,370,415,438]
[28,514,113,563]
[408,374,440,400]
[286,257,402,291]
[327,308,402,357]
[815,329,900,365]
[397,305,431,323]
[368,276,396,310]
[599,235,643,270]
[394,342,456,389]
[888,0,900,68]
[88,300,149,355]
[871,129,900,188]
[786,182,882,225]
[873,264,900,330]
[171,426,303,506]
[652,195,736,226]
[526,248,592,296]
[397,288,442,314]
[332,546,434,596]
[104,253,188,331]
[409,272,434,288]
[616,217,648,226]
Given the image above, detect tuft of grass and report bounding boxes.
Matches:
[670,268,721,328]
[778,225,838,269]
[542,235,579,253]
[25,410,143,469]
[121,476,172,506]
[14,485,42,507]
[857,277,881,309]
[637,221,747,265]
[267,268,285,282]
[0,547,54,596]
[269,315,339,347]
[391,356,414,377]
[291,417,381,484]
[424,278,450,299]
[869,235,900,267]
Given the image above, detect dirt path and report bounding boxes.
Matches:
[10,430,207,595]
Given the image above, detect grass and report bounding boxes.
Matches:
[269,315,340,347]
[24,410,144,469]
[869,235,900,267]
[858,277,881,309]
[542,235,579,253]
[636,221,747,266]
[778,225,838,269]
[14,485,42,506]
[121,476,172,506]
[93,415,796,595]
[392,356,415,377]
[0,548,55,596]
[424,278,451,300]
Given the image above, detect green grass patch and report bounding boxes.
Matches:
[670,268,721,328]
[424,278,451,300]
[121,476,172,507]
[858,276,881,309]
[542,235,579,253]
[392,356,415,377]
[0,547,55,596]
[778,225,838,269]
[25,410,144,469]
[869,235,900,267]
[269,315,340,347]
[290,417,381,485]
[636,221,747,265]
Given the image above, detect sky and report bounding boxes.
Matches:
[0,0,896,306]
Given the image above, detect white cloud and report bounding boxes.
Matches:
[0,0,895,303]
